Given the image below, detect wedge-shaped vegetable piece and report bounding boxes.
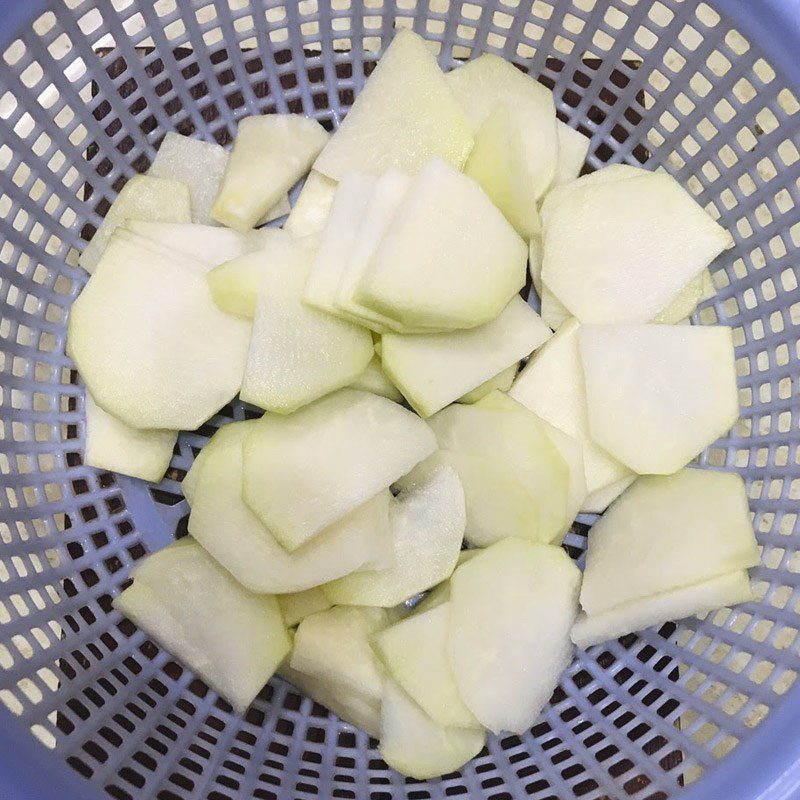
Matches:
[572,570,753,648]
[458,363,518,404]
[335,171,416,332]
[278,588,333,628]
[114,538,290,714]
[284,170,338,235]
[260,192,292,224]
[240,236,373,414]
[540,287,570,331]
[447,52,553,129]
[188,421,394,592]
[396,450,539,548]
[355,159,527,331]
[242,390,436,550]
[207,229,301,318]
[580,325,738,474]
[69,236,250,430]
[124,220,253,272]
[80,175,191,272]
[374,601,478,728]
[84,392,177,482]
[149,132,229,225]
[531,230,571,332]
[380,679,485,780]
[475,391,586,537]
[553,121,590,185]
[448,539,580,734]
[581,469,759,616]
[465,103,544,239]
[447,53,557,192]
[207,251,268,318]
[182,421,245,506]
[428,402,569,545]
[580,475,635,514]
[323,467,465,606]
[314,30,472,180]
[291,607,388,694]
[212,114,328,231]
[541,169,732,323]
[304,173,377,314]
[350,355,404,402]
[281,664,382,738]
[652,269,714,324]
[381,297,551,417]
[150,133,288,224]
[288,606,389,737]
[509,318,633,495]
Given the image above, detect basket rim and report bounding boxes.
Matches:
[1,0,800,799]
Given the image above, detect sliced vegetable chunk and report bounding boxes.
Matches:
[114,538,290,714]
[242,390,436,550]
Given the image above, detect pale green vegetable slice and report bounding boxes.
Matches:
[553,121,590,185]
[123,220,252,271]
[240,235,373,415]
[395,449,540,548]
[579,324,738,474]
[149,131,290,224]
[354,158,528,331]
[314,30,473,180]
[280,664,382,738]
[259,192,291,224]
[541,169,732,323]
[580,475,636,514]
[207,229,301,318]
[287,606,389,737]
[188,421,394,593]
[464,102,544,239]
[652,268,714,324]
[284,170,338,235]
[242,390,436,550]
[212,114,328,231]
[68,235,250,430]
[323,467,465,607]
[304,173,376,314]
[80,175,191,272]
[182,420,248,506]
[207,250,269,318]
[448,539,580,735]
[475,391,586,538]
[509,318,633,495]
[381,296,550,417]
[540,287,571,331]
[148,132,229,225]
[84,392,177,482]
[580,469,760,617]
[114,538,290,714]
[291,606,388,697]
[334,170,414,332]
[278,588,333,628]
[572,570,753,649]
[428,402,569,544]
[457,363,518,404]
[350,355,404,402]
[379,679,486,780]
[374,601,478,728]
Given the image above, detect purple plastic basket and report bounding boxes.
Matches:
[1,1,800,798]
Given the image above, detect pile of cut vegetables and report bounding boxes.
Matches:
[68,30,758,779]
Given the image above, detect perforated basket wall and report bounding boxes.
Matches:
[1,1,799,799]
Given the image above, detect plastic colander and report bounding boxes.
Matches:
[1,0,800,798]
